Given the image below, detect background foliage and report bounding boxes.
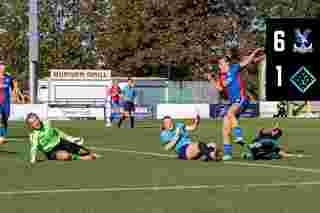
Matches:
[0,0,319,86]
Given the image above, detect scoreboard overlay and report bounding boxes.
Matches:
[266,18,320,101]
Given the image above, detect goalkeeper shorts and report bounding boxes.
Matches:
[46,140,86,160]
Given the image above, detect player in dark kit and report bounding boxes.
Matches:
[241,127,291,160]
[118,78,137,128]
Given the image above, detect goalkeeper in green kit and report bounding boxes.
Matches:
[25,113,100,164]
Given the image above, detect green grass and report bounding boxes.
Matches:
[1,118,320,213]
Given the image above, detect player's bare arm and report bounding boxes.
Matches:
[207,73,223,91]
[186,115,200,131]
[239,48,265,68]
[253,53,266,64]
[212,79,223,91]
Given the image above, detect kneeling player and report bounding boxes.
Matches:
[160,115,223,161]
[241,127,290,160]
[25,113,100,164]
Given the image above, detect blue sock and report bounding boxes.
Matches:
[233,127,244,144]
[0,127,6,137]
[224,144,233,156]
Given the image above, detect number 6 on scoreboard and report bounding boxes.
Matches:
[276,65,282,87]
[274,30,285,52]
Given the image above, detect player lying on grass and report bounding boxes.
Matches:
[25,113,100,164]
[160,115,223,161]
[241,127,291,160]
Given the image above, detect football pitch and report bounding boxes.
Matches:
[0,118,319,213]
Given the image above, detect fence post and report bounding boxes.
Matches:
[165,81,169,103]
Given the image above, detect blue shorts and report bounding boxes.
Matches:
[224,98,249,118]
[0,104,10,123]
[111,100,120,108]
[123,101,135,112]
[46,140,86,160]
[177,144,190,160]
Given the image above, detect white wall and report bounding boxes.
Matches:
[9,104,48,121]
[9,104,105,120]
[157,104,210,119]
[259,101,278,118]
[48,80,112,103]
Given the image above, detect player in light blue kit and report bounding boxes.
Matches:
[208,48,265,160]
[0,63,15,144]
[160,115,222,161]
[118,78,137,128]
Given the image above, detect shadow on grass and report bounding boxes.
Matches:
[8,135,28,139]
[0,150,19,155]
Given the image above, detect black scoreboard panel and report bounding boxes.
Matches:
[266,18,320,101]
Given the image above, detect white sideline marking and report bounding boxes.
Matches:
[1,181,320,195]
[89,146,176,158]
[7,138,26,142]
[286,153,313,158]
[89,146,320,174]
[224,161,320,174]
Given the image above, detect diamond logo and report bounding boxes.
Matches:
[290,66,316,94]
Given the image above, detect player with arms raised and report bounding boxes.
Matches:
[207,48,265,160]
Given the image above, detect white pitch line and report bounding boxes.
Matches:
[7,138,26,142]
[1,181,320,195]
[89,146,176,158]
[223,161,320,174]
[89,146,320,174]
[286,153,313,158]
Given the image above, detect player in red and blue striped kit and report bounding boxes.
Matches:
[108,81,121,123]
[0,63,15,144]
[208,48,265,160]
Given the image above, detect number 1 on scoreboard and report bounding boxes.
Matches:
[276,65,282,87]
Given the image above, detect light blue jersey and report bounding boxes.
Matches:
[122,85,136,102]
[160,122,191,153]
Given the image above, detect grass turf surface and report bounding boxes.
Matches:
[0,118,319,213]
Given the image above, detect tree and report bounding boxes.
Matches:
[0,0,28,81]
[97,0,242,79]
[1,0,319,83]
